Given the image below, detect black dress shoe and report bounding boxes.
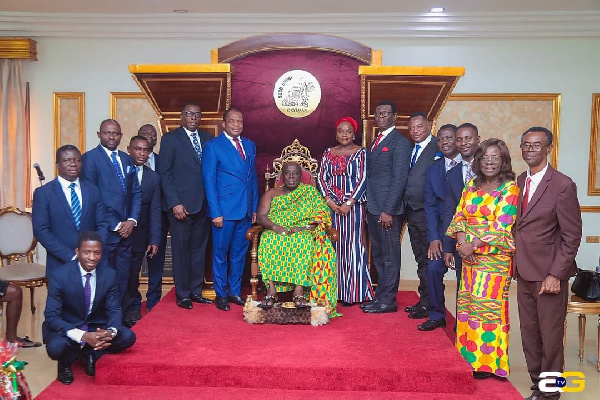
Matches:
[340,301,353,307]
[215,296,230,311]
[363,303,398,313]
[123,319,136,328]
[57,359,73,385]
[473,371,492,379]
[190,294,213,304]
[79,353,96,376]
[359,300,377,309]
[404,302,421,313]
[227,295,245,306]
[361,300,380,310]
[418,318,447,331]
[176,298,193,309]
[408,306,428,319]
[132,311,142,322]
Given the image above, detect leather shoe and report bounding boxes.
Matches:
[227,295,245,306]
[176,298,193,309]
[418,319,446,331]
[404,302,421,313]
[361,300,381,310]
[473,371,492,379]
[132,311,142,322]
[190,294,213,304]
[363,303,398,313]
[79,353,96,376]
[408,306,428,319]
[359,300,377,310]
[57,359,73,385]
[215,296,230,311]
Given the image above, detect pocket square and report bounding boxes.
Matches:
[381,147,389,152]
[434,152,443,160]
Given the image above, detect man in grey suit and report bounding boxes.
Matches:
[362,100,412,314]
[403,112,439,319]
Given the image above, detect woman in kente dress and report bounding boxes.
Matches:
[446,138,519,379]
[257,162,339,317]
[317,117,373,306]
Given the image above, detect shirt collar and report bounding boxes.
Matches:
[463,158,473,166]
[183,127,198,136]
[415,134,433,149]
[444,154,462,168]
[78,263,97,278]
[57,175,80,189]
[148,152,155,161]
[527,162,549,183]
[378,126,395,138]
[101,145,118,157]
[223,131,242,142]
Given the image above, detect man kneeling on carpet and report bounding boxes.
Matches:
[43,231,136,385]
[256,162,340,317]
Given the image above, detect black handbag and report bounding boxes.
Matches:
[571,267,600,301]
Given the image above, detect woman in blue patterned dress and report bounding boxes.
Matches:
[317,117,374,306]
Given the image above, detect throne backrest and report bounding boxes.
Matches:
[265,139,318,191]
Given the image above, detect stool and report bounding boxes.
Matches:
[565,295,600,372]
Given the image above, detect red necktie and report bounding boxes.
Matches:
[521,177,531,212]
[371,133,384,151]
[234,137,246,161]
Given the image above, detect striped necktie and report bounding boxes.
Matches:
[233,137,246,161]
[410,144,421,169]
[464,162,475,185]
[69,182,81,230]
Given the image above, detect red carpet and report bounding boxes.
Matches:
[37,289,523,399]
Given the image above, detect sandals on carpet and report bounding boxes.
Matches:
[293,295,310,308]
[259,294,278,309]
[18,336,42,348]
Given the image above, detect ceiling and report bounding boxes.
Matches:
[1,0,599,14]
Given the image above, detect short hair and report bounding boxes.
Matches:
[408,112,429,122]
[375,100,397,114]
[56,144,81,163]
[181,102,201,112]
[457,123,479,136]
[438,124,458,134]
[223,106,243,121]
[282,161,302,174]
[521,126,553,146]
[99,119,121,130]
[129,135,149,145]
[472,138,515,186]
[137,124,157,135]
[76,231,103,249]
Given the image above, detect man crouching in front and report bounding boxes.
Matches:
[43,231,136,384]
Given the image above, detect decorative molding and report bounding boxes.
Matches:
[1,11,600,39]
[588,94,600,196]
[0,37,36,60]
[580,206,600,213]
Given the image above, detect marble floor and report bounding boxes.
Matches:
[5,281,599,399]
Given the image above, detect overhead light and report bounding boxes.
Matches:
[173,9,188,13]
[430,7,444,13]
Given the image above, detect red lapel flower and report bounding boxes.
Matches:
[381,146,389,152]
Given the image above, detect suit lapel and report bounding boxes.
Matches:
[520,167,553,220]
[70,262,87,318]
[79,181,88,223]
[97,145,123,188]
[90,268,103,315]
[368,129,395,172]
[412,136,437,170]
[222,134,247,177]
[51,179,76,226]
[178,128,202,166]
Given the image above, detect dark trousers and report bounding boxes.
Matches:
[146,211,170,311]
[426,251,462,321]
[367,212,404,305]
[211,218,251,298]
[123,248,145,319]
[406,207,430,307]
[103,231,133,305]
[168,207,210,301]
[517,277,568,399]
[45,327,136,364]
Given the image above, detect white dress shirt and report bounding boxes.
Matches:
[223,131,246,157]
[136,165,144,185]
[444,154,463,172]
[66,264,97,344]
[525,162,549,202]
[146,152,156,171]
[183,127,202,151]
[411,134,433,164]
[57,175,82,208]
[371,126,395,150]
[100,145,124,176]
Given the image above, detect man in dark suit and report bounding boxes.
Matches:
[158,102,213,309]
[138,123,169,311]
[33,145,109,272]
[362,100,412,314]
[43,231,136,385]
[81,119,141,309]
[123,136,161,325]
[515,127,582,400]
[403,112,440,319]
[418,124,462,331]
[202,107,258,311]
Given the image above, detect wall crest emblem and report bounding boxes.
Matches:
[273,70,321,118]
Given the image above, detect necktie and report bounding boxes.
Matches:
[410,144,421,169]
[69,182,81,230]
[464,162,475,185]
[191,133,202,160]
[137,165,143,185]
[521,177,531,212]
[371,133,384,151]
[233,137,246,161]
[449,159,458,169]
[80,272,92,339]
[111,151,126,192]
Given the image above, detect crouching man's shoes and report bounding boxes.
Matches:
[57,359,74,385]
[418,318,447,331]
[79,353,96,376]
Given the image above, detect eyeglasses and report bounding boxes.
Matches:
[374,111,395,118]
[520,143,544,151]
[478,156,501,164]
[183,111,201,118]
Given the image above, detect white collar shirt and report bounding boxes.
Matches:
[101,146,124,176]
[525,162,549,202]
[223,131,246,157]
[57,176,82,208]
[412,134,433,163]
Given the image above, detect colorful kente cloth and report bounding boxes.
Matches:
[446,180,519,377]
[258,183,339,317]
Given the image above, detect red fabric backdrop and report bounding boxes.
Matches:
[231,49,366,193]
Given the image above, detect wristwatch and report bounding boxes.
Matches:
[107,327,118,338]
[345,200,353,206]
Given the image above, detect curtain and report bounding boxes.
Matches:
[0,59,30,209]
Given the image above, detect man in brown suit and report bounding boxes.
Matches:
[515,127,582,400]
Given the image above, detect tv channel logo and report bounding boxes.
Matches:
[539,372,585,393]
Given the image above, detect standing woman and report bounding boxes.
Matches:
[318,117,374,306]
[446,139,519,379]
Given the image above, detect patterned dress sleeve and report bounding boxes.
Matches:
[348,148,367,202]
[445,185,470,239]
[316,149,333,199]
[479,181,519,253]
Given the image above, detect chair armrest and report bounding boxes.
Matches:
[246,225,265,241]
[324,225,338,242]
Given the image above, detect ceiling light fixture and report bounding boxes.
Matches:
[430,7,444,13]
[173,9,188,13]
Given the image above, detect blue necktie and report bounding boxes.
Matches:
[191,133,202,160]
[69,182,81,230]
[80,272,92,342]
[111,151,126,192]
[410,144,421,169]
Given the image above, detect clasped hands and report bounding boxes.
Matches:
[272,223,316,235]
[82,328,114,351]
[325,197,352,216]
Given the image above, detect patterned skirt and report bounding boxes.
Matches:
[456,253,512,377]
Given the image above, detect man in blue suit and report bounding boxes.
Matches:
[81,119,142,309]
[158,102,213,309]
[123,136,161,325]
[418,124,462,331]
[43,231,136,385]
[202,107,258,311]
[33,145,108,272]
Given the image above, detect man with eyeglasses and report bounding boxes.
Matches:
[158,102,214,309]
[514,127,582,400]
[362,100,412,314]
